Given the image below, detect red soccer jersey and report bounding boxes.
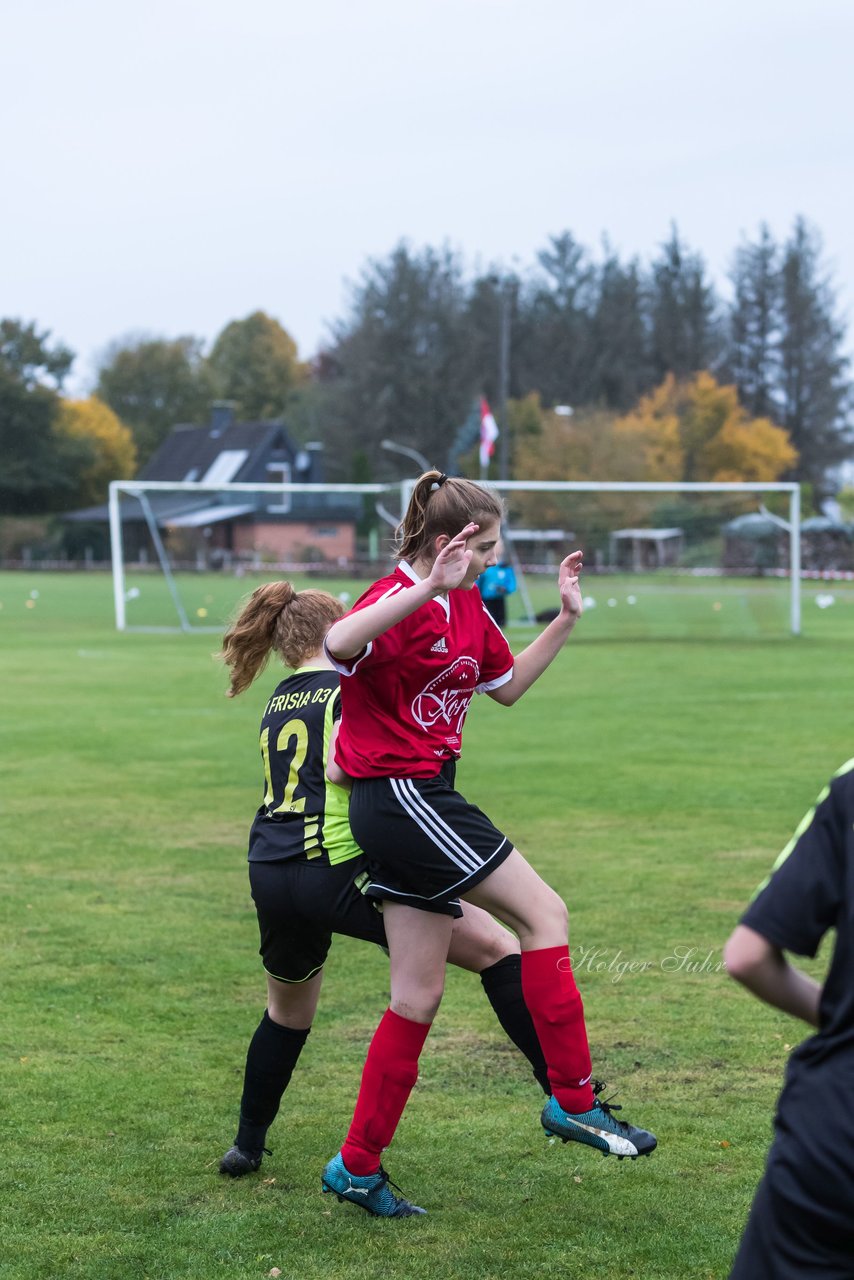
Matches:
[327,561,514,778]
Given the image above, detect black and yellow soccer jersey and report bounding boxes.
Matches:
[247,668,361,866]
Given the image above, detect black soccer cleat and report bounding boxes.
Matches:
[219,1144,270,1177]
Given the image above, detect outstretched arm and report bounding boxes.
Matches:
[724,924,822,1027]
[488,551,583,706]
[326,523,479,660]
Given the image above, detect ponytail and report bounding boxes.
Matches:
[396,470,504,563]
[220,582,344,696]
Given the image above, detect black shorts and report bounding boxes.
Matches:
[730,1175,854,1279]
[347,761,513,916]
[249,856,386,984]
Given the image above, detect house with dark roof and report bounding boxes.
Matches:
[66,404,360,566]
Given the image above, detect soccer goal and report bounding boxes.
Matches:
[109,477,803,637]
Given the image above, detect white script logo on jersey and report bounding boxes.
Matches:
[430,636,449,654]
[411,656,479,734]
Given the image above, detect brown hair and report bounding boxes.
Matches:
[396,470,504,563]
[220,581,345,697]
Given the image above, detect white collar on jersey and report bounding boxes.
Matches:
[399,559,450,621]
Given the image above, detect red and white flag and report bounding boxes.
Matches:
[479,397,499,470]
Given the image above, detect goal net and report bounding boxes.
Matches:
[109,478,804,637]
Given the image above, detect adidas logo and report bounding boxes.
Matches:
[430,637,448,653]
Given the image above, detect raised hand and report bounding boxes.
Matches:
[428,523,479,593]
[557,550,584,620]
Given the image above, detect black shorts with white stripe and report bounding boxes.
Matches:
[348,760,513,916]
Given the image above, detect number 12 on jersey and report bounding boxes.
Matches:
[260,718,309,814]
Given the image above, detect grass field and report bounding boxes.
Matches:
[1,569,852,1280]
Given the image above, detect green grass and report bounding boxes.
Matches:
[1,570,851,1279]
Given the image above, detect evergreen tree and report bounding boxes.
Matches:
[777,218,852,495]
[648,226,721,382]
[318,243,474,478]
[727,224,780,419]
[585,248,650,409]
[516,232,595,408]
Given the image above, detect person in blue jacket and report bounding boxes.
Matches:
[477,539,517,627]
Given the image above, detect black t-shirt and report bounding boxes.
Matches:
[740,758,854,1234]
[247,668,359,866]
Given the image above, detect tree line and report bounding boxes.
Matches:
[1,217,851,521]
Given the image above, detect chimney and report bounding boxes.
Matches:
[209,401,237,438]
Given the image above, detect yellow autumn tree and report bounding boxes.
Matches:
[507,377,797,553]
[613,375,684,480]
[614,372,797,483]
[57,396,137,506]
[509,395,653,530]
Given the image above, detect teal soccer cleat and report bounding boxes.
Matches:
[541,1082,657,1159]
[321,1152,426,1217]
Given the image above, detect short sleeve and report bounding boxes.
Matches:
[475,607,514,692]
[323,578,405,676]
[741,777,846,957]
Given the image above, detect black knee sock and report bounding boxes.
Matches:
[235,1010,311,1151]
[480,955,550,1096]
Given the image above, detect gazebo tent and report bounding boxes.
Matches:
[722,512,789,573]
[609,528,684,570]
[799,516,853,572]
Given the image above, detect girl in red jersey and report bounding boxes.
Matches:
[321,471,656,1218]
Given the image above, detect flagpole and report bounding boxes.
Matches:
[497,278,512,481]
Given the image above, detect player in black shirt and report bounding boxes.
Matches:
[217,581,549,1179]
[725,758,854,1278]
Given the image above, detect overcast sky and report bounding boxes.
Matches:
[3,0,852,394]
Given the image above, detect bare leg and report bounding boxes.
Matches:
[266,970,323,1028]
[446,901,519,972]
[461,848,568,946]
[385,902,454,1021]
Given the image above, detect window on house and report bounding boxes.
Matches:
[267,461,293,514]
[201,451,249,484]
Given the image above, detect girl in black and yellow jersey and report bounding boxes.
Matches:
[218,581,548,1177]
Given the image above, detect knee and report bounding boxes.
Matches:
[517,885,568,949]
[391,976,445,1023]
[479,931,521,969]
[541,886,569,936]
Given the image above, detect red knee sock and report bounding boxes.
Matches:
[521,946,595,1113]
[340,1008,432,1176]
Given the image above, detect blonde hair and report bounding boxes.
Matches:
[220,582,345,697]
[396,470,504,562]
